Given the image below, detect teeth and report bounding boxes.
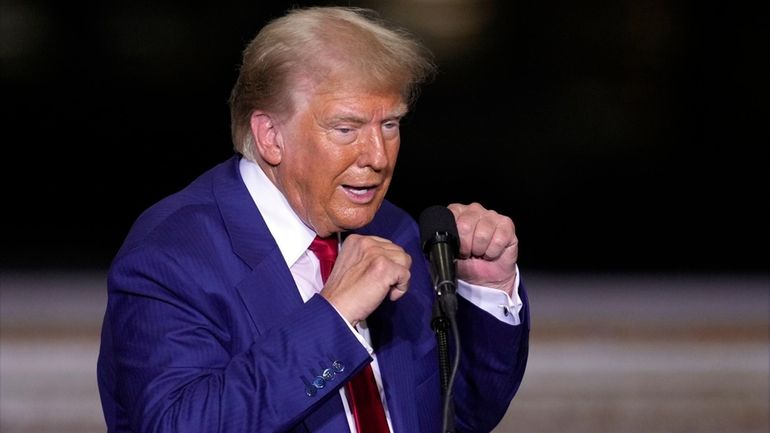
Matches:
[347,187,369,195]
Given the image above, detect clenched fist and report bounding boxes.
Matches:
[448,202,518,296]
[320,234,411,326]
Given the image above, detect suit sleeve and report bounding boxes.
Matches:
[103,246,370,433]
[452,282,530,432]
[398,214,529,433]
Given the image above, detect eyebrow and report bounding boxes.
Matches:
[387,108,409,121]
[328,108,409,125]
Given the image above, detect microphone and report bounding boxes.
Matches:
[419,205,461,433]
[418,205,459,299]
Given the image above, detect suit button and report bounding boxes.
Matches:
[305,384,317,397]
[322,368,335,381]
[332,360,345,373]
[312,376,326,389]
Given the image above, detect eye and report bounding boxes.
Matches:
[382,120,400,138]
[329,125,358,144]
[383,121,399,130]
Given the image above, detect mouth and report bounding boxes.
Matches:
[341,184,379,204]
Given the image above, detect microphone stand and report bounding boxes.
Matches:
[431,301,452,397]
[419,208,462,433]
[431,280,459,433]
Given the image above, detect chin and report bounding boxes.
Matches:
[336,206,380,231]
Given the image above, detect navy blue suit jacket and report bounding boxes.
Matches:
[98,156,529,432]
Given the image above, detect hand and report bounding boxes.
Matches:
[320,234,411,326]
[448,202,518,296]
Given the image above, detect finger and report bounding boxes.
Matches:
[360,236,410,259]
[358,234,410,260]
[470,214,498,258]
[450,203,517,261]
[447,203,467,220]
[388,270,411,301]
[381,247,411,269]
[451,203,486,258]
[368,251,412,284]
[481,216,516,260]
[450,208,474,258]
[340,235,404,265]
[362,235,394,244]
[343,234,392,250]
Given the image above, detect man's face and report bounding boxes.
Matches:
[272,83,407,237]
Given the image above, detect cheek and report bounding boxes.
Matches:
[380,144,400,176]
[389,144,400,167]
[309,155,348,196]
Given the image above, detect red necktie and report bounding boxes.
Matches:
[309,236,390,433]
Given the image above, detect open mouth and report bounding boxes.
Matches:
[342,184,378,203]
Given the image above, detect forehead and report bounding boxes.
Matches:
[294,81,408,120]
[288,67,408,112]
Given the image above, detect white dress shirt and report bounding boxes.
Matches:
[239,158,522,432]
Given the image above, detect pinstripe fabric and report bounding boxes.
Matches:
[97,155,529,433]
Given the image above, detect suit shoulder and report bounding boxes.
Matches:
[115,158,236,260]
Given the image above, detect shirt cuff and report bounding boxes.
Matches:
[456,264,522,325]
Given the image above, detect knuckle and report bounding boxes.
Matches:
[476,227,493,241]
[490,234,509,250]
[370,254,386,268]
[469,202,485,211]
[370,255,392,274]
[360,236,375,247]
[495,216,514,234]
[401,252,412,268]
[456,220,473,234]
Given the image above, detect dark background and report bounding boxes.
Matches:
[2,0,767,273]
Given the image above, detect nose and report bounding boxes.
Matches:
[357,127,390,171]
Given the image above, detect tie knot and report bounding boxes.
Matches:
[309,235,338,262]
[308,235,338,283]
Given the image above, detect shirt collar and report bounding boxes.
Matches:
[239,157,316,267]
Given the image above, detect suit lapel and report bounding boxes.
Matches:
[213,160,425,431]
[211,158,354,433]
[212,157,304,333]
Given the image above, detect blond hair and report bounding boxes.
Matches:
[228,6,436,161]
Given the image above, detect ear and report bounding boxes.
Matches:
[249,111,282,166]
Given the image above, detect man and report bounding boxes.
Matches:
[98,6,529,433]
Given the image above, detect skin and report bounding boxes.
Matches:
[448,202,518,295]
[250,78,518,325]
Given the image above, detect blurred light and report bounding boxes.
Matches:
[0,3,50,78]
[362,0,494,60]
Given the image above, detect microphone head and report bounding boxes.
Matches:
[418,205,459,254]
